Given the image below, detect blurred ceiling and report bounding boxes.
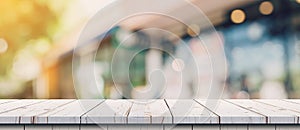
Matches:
[120,0,254,34]
[46,0,255,63]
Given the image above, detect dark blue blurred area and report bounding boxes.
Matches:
[217,0,300,98]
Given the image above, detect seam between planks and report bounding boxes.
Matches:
[23,100,75,124]
[125,101,133,124]
[193,99,221,124]
[0,100,46,115]
[163,99,174,124]
[224,99,269,124]
[281,98,300,123]
[33,100,76,124]
[259,100,300,124]
[79,100,106,124]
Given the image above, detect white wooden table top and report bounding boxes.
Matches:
[0,99,299,125]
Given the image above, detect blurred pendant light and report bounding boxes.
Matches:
[231,9,246,24]
[259,1,274,15]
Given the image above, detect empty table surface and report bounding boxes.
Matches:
[0,99,299,125]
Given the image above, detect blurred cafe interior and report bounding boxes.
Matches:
[1,0,300,99]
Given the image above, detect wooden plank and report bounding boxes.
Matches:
[165,99,218,124]
[108,125,163,130]
[276,125,300,130]
[0,100,17,105]
[80,125,107,130]
[0,99,300,126]
[283,100,300,105]
[36,100,103,124]
[0,100,74,124]
[226,100,299,124]
[193,125,219,130]
[256,100,300,117]
[127,99,172,124]
[248,125,275,130]
[0,125,24,130]
[0,100,45,124]
[164,125,192,130]
[52,125,79,130]
[220,125,247,130]
[25,125,52,130]
[82,99,132,124]
[195,99,266,124]
[0,100,44,114]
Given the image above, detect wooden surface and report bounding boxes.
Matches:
[0,99,300,129]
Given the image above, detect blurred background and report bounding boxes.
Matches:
[0,0,300,99]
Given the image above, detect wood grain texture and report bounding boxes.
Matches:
[0,100,17,105]
[0,99,299,126]
[0,125,23,130]
[36,100,103,124]
[220,125,247,130]
[0,100,45,114]
[0,100,46,124]
[166,99,218,124]
[52,125,79,130]
[248,125,275,130]
[127,99,172,124]
[276,125,300,130]
[0,100,74,124]
[193,125,219,130]
[283,99,300,105]
[82,99,132,124]
[164,125,192,130]
[80,125,107,130]
[25,125,52,130]
[108,125,163,130]
[226,100,299,124]
[257,100,300,114]
[195,99,266,124]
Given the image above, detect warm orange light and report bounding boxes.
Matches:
[297,0,300,4]
[259,1,274,15]
[231,9,246,24]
